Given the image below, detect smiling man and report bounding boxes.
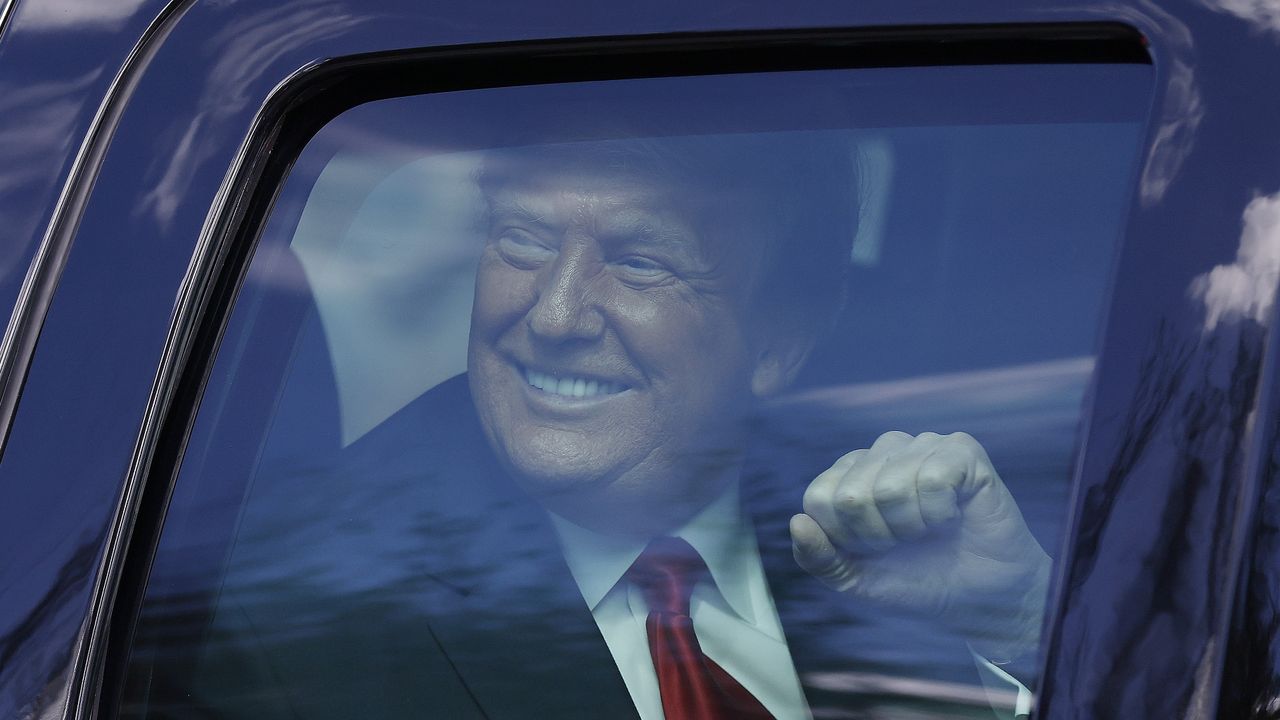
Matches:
[180,132,1048,720]
[460,135,1049,719]
[468,140,801,539]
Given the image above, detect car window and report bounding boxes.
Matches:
[116,62,1151,719]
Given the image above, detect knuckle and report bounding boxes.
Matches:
[834,491,873,517]
[872,477,912,506]
[805,467,842,498]
[814,467,838,483]
[916,469,953,494]
[838,448,869,463]
[830,448,868,472]
[974,465,999,486]
[877,430,912,445]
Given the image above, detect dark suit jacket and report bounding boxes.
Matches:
[171,374,991,720]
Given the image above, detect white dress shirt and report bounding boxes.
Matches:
[549,485,1034,720]
[548,485,812,720]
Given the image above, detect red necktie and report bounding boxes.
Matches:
[626,537,774,720]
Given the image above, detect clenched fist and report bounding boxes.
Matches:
[790,431,1051,661]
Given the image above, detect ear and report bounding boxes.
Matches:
[750,332,815,398]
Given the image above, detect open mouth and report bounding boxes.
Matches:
[523,367,628,399]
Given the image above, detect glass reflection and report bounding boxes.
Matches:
[119,65,1152,719]
[1191,189,1280,331]
[0,70,102,285]
[15,0,144,32]
[136,4,371,229]
[1197,0,1280,37]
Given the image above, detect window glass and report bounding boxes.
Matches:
[119,63,1151,719]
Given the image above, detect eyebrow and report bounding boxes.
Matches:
[489,191,703,259]
[489,198,555,230]
[610,223,693,255]
[597,207,700,256]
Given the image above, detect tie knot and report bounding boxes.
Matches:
[626,537,709,616]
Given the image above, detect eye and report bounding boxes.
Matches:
[613,255,673,285]
[495,229,555,267]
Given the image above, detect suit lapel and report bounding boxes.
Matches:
[384,376,639,720]
[421,476,639,720]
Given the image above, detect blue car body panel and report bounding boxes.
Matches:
[0,1,1277,718]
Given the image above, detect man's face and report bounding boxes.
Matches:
[467,164,771,535]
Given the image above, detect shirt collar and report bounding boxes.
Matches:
[549,484,762,625]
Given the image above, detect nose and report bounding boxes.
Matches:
[526,242,605,341]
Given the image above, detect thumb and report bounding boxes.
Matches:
[790,513,855,590]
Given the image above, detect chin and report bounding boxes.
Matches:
[498,427,625,494]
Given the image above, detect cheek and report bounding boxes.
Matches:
[610,290,755,392]
[605,288,716,345]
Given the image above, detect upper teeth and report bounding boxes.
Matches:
[525,369,624,398]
